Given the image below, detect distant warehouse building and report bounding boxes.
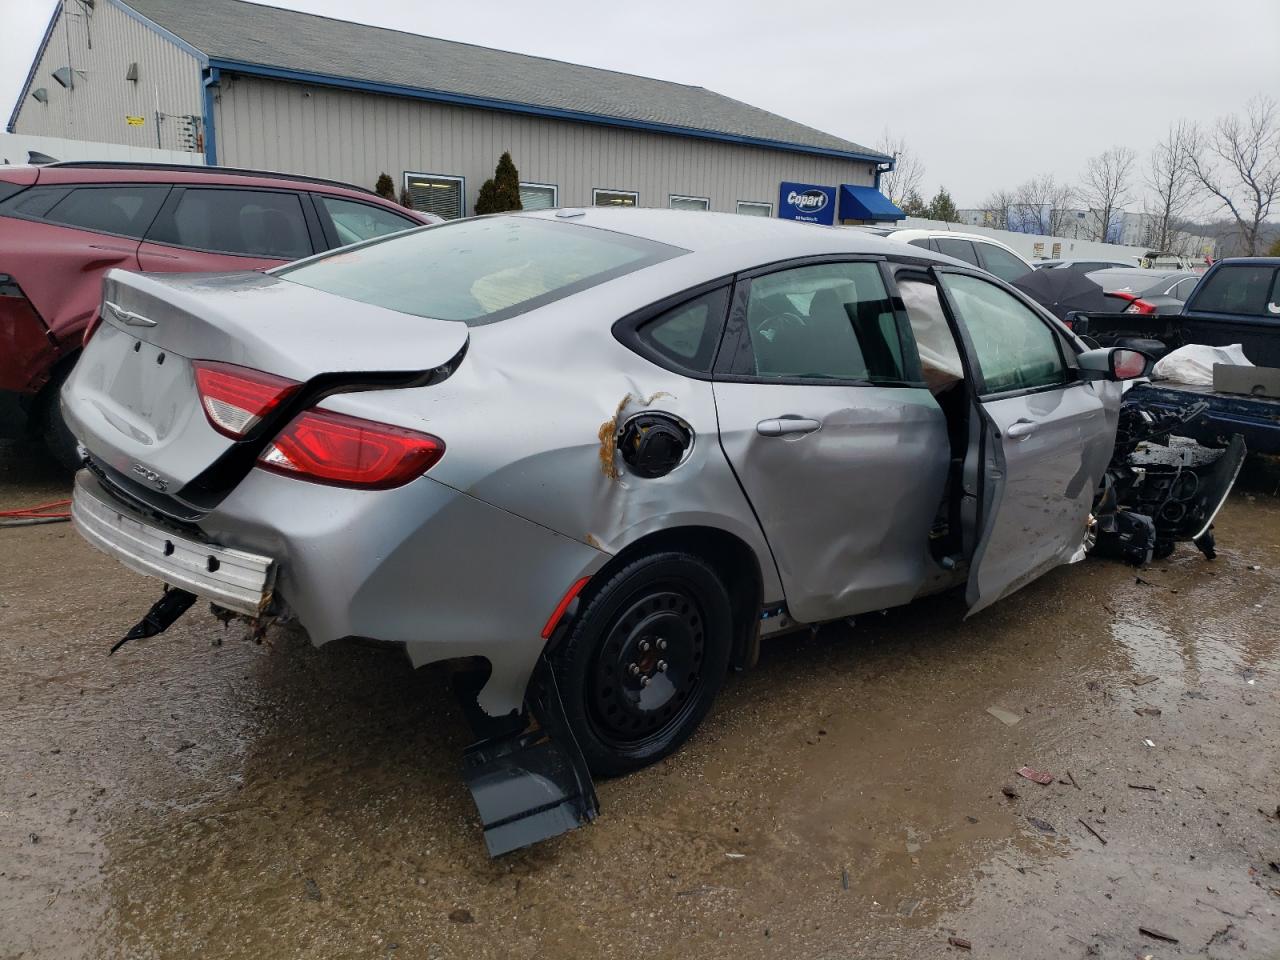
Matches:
[8,0,902,224]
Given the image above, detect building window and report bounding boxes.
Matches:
[593,188,638,207]
[519,182,558,210]
[736,201,772,217]
[670,195,710,212]
[404,172,464,220]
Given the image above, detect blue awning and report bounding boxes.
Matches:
[839,184,904,222]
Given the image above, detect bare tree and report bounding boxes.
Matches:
[1187,95,1280,256]
[1079,146,1136,242]
[976,189,1016,229]
[1010,175,1075,235]
[875,129,926,207]
[1143,121,1198,254]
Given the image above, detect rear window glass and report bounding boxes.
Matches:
[1191,264,1279,316]
[276,216,684,326]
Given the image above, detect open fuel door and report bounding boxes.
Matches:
[929,267,1116,616]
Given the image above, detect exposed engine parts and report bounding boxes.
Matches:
[1092,397,1246,566]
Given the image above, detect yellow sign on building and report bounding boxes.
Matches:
[125,115,145,126]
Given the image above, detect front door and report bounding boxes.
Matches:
[713,259,951,623]
[932,268,1117,615]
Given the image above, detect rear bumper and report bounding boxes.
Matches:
[72,471,275,615]
[73,464,609,717]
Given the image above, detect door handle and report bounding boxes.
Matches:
[756,417,822,437]
[1005,419,1038,439]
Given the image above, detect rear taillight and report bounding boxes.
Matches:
[1108,290,1157,315]
[258,408,444,489]
[1123,299,1156,315]
[193,361,300,438]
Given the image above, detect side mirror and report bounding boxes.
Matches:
[1077,347,1152,382]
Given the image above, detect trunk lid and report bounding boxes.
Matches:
[63,269,468,497]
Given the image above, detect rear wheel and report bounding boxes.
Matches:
[550,550,732,778]
[39,365,82,473]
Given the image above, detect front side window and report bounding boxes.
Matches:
[319,196,417,246]
[43,185,168,238]
[1192,264,1278,316]
[593,189,638,207]
[735,261,912,383]
[1172,277,1199,300]
[518,182,557,210]
[277,216,684,327]
[404,173,464,220]
[151,188,312,259]
[976,242,1030,282]
[940,273,1067,395]
[736,201,771,217]
[670,195,710,212]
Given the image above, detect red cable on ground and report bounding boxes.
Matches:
[0,498,72,521]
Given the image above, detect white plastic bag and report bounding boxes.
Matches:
[1153,343,1252,386]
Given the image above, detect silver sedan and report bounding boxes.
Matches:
[63,208,1141,849]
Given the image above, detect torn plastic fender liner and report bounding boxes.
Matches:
[460,655,598,857]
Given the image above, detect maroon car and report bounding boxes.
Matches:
[0,162,438,468]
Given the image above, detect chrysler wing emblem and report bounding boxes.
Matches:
[103,300,157,327]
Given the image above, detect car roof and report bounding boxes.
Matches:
[517,207,955,267]
[878,227,1028,258]
[26,162,416,211]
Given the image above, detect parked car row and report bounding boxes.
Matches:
[0,161,438,468]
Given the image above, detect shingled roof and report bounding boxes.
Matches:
[121,0,888,162]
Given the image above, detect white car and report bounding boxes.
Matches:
[856,227,1033,283]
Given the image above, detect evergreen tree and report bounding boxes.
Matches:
[475,151,524,214]
[926,187,959,223]
[374,172,396,201]
[900,189,929,217]
[398,187,414,210]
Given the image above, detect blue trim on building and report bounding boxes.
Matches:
[202,67,220,165]
[207,58,894,165]
[6,2,62,133]
[109,0,207,61]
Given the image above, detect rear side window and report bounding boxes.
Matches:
[1191,264,1279,316]
[318,195,418,246]
[277,216,684,326]
[633,288,729,375]
[731,261,915,383]
[44,185,168,238]
[151,188,312,259]
[933,237,980,266]
[976,242,1029,282]
[0,185,68,219]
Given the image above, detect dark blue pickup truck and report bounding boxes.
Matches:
[1072,258,1280,455]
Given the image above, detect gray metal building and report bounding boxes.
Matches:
[9,0,895,222]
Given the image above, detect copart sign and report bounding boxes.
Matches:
[777,182,836,225]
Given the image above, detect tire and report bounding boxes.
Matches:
[550,550,733,778]
[39,366,82,473]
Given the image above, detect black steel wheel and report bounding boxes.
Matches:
[549,550,732,778]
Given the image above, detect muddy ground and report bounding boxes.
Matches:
[1,439,1277,960]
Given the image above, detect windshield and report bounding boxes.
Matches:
[276,216,684,325]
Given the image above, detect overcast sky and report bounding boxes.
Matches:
[3,0,1277,205]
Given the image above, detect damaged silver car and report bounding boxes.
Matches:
[64,209,1152,853]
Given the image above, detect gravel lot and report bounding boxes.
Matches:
[2,439,1278,959]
